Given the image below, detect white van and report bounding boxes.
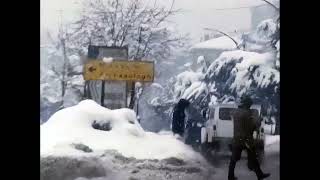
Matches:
[200,104,265,159]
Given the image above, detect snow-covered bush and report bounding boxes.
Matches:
[146,56,214,130]
[40,44,85,123]
[205,50,278,96]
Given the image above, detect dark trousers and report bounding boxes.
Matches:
[228,139,263,179]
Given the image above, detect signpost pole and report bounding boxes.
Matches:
[136,97,140,123]
[84,46,154,111]
[101,80,105,106]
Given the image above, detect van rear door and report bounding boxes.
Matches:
[216,107,237,138]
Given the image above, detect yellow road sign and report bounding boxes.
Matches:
[83,60,154,82]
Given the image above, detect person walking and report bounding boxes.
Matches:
[228,95,270,180]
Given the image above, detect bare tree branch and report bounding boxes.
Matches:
[50,66,61,80]
[204,28,240,49]
[261,0,279,11]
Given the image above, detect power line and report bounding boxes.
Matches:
[43,3,268,12]
[212,4,267,11]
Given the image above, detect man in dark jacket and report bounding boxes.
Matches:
[184,105,206,148]
[228,95,270,180]
[172,99,190,137]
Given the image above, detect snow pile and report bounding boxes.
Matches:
[265,135,280,146]
[191,35,239,50]
[41,100,203,161]
[265,135,280,153]
[206,50,279,96]
[103,57,113,63]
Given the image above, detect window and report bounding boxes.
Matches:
[219,108,236,120]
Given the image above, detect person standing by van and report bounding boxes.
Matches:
[172,99,190,137]
[228,95,270,180]
[184,105,206,148]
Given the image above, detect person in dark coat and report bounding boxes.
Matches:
[184,105,206,148]
[172,99,190,137]
[228,95,270,180]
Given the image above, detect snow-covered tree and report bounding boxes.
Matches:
[40,26,85,123]
[147,18,280,134]
[204,18,280,134]
[70,0,188,108]
[146,55,214,129]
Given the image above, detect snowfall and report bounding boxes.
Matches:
[41,100,279,180]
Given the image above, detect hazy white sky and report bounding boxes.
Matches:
[40,0,268,43]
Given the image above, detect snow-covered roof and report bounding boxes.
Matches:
[191,36,239,51]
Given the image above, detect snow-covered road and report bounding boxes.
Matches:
[41,140,279,180]
[206,136,280,180]
[40,101,279,180]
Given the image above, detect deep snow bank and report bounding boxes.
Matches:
[265,135,280,153]
[41,100,204,161]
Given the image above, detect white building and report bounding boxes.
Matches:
[189,35,240,65]
[189,0,279,66]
